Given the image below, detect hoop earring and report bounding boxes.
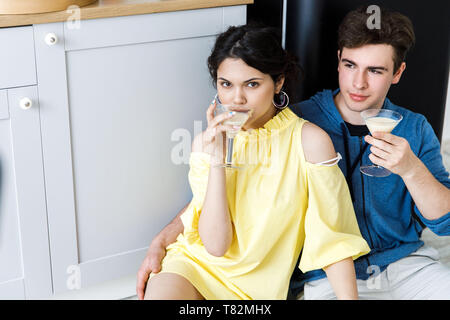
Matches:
[272,90,289,110]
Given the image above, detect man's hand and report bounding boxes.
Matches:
[364,132,419,178]
[135,204,188,299]
[136,239,167,300]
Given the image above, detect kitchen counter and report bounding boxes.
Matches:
[0,0,253,28]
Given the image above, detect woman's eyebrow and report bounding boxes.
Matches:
[218,77,264,82]
[244,77,264,82]
[217,77,264,83]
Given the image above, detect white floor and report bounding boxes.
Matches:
[51,273,137,300]
[421,227,450,266]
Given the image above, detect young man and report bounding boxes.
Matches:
[136,6,450,299]
[289,6,450,299]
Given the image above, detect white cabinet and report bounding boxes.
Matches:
[0,26,37,89]
[0,6,246,298]
[0,85,53,299]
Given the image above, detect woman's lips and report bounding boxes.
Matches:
[349,93,369,102]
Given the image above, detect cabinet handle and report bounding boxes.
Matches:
[19,97,33,110]
[45,33,58,46]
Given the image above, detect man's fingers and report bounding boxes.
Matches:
[370,145,389,160]
[136,271,149,300]
[149,259,162,274]
[371,132,401,145]
[369,153,387,168]
[365,135,395,153]
[136,259,154,300]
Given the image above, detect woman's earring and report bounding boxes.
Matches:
[272,90,289,110]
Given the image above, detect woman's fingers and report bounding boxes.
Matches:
[206,100,216,124]
[204,123,236,143]
[210,111,235,128]
[205,112,233,140]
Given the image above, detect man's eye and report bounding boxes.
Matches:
[345,64,355,69]
[369,69,382,74]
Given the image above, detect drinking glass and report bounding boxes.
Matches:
[214,103,251,169]
[360,109,403,177]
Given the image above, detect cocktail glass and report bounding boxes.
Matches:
[214,104,251,169]
[360,109,403,177]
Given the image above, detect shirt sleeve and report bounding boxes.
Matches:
[299,163,371,273]
[180,152,211,243]
[413,118,450,235]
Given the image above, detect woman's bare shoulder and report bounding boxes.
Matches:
[301,122,337,164]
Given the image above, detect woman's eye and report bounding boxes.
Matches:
[247,82,259,88]
[345,63,355,69]
[220,81,231,88]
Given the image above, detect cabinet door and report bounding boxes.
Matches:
[34,6,247,294]
[0,26,37,90]
[0,86,52,299]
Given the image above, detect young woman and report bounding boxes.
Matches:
[144,25,370,300]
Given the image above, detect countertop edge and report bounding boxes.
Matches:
[0,0,253,28]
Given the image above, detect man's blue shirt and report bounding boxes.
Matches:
[289,89,450,289]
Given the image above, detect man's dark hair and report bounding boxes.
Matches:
[338,5,416,73]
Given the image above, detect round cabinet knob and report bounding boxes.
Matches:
[19,97,33,110]
[45,33,58,46]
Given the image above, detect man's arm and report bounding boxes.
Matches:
[323,257,358,300]
[136,202,187,300]
[366,132,450,220]
[401,158,450,220]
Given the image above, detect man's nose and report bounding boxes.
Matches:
[353,70,368,90]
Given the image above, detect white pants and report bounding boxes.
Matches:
[304,246,450,300]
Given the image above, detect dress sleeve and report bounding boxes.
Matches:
[180,152,211,243]
[299,162,371,273]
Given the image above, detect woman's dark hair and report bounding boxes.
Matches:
[338,6,415,73]
[207,24,301,101]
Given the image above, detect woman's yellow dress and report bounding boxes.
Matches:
[153,107,370,299]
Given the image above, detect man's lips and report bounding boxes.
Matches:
[349,93,369,102]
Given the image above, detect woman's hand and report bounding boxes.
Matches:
[201,100,238,164]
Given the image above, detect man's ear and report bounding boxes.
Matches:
[337,50,341,71]
[392,62,406,84]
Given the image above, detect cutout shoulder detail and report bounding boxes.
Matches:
[313,152,342,167]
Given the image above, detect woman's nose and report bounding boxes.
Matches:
[232,88,247,105]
